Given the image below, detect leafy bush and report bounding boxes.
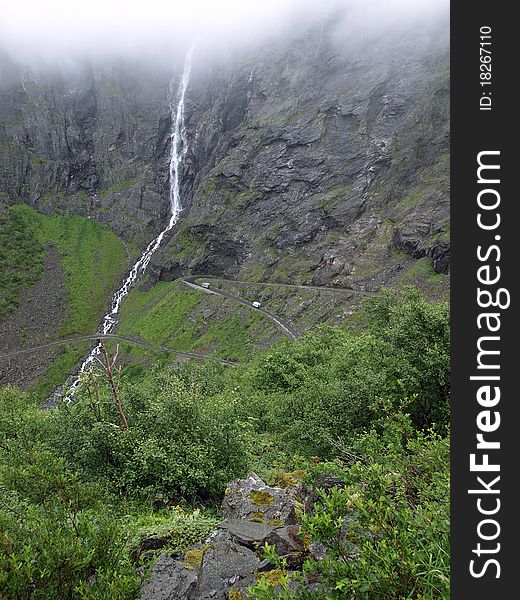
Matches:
[130,506,219,556]
[239,288,450,457]
[0,386,222,599]
[0,498,139,600]
[45,365,249,502]
[0,395,140,600]
[0,288,450,598]
[249,413,450,600]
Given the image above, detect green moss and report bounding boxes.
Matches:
[267,519,284,527]
[390,244,406,258]
[174,228,205,259]
[401,257,435,281]
[235,189,262,208]
[325,230,342,243]
[249,510,266,523]
[249,491,275,506]
[255,569,288,586]
[398,257,449,301]
[327,182,353,199]
[355,265,377,277]
[401,191,422,207]
[30,156,48,167]
[184,544,211,568]
[274,470,306,488]
[198,177,218,196]
[132,509,218,559]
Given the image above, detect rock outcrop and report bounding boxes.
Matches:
[0,7,450,392]
[0,53,175,246]
[152,14,450,295]
[138,472,327,600]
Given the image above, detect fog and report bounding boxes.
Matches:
[0,0,449,68]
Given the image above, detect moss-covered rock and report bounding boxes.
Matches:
[249,491,275,506]
[184,544,211,568]
[222,473,306,527]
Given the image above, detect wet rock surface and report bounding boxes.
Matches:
[152,16,450,296]
[0,57,174,247]
[1,14,449,299]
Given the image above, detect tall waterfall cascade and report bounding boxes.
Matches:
[66,49,194,398]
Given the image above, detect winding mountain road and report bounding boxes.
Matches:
[188,275,379,297]
[0,334,238,366]
[1,276,374,369]
[182,276,300,340]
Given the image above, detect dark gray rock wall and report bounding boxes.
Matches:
[1,10,449,294]
[153,15,450,291]
[0,53,174,245]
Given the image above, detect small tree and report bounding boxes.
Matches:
[84,341,128,430]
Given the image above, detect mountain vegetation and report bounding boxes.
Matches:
[0,289,450,598]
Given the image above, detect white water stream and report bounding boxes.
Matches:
[66,49,194,398]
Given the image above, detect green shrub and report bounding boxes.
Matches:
[130,507,219,556]
[0,499,139,600]
[249,413,450,600]
[45,365,249,502]
[0,400,140,600]
[239,288,450,457]
[0,287,450,599]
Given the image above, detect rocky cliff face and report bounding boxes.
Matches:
[1,11,449,297]
[152,16,449,295]
[0,53,174,245]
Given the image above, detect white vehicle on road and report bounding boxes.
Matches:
[252,301,261,308]
[201,282,211,288]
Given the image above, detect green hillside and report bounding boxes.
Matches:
[0,203,128,397]
[7,203,127,335]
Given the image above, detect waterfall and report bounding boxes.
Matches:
[66,48,194,398]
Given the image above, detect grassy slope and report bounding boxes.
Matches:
[0,207,45,319]
[117,278,268,362]
[116,277,374,366]
[10,204,127,335]
[2,203,127,397]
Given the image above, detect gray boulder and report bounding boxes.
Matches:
[218,518,279,549]
[197,530,260,599]
[222,472,304,526]
[138,555,198,600]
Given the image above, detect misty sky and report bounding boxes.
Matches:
[0,0,449,66]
